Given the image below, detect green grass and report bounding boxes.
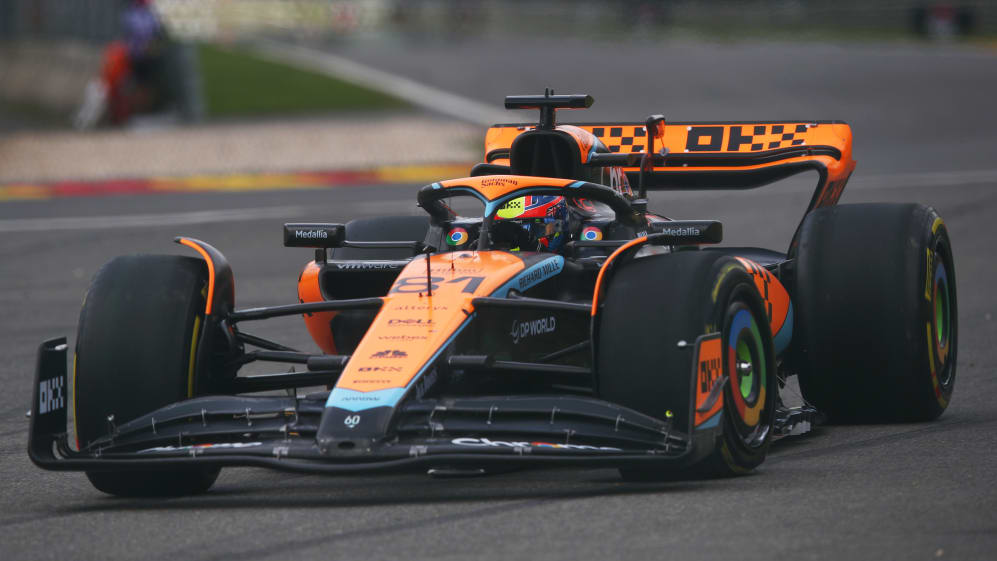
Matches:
[197,43,408,117]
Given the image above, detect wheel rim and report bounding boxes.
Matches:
[735,338,756,401]
[931,253,954,387]
[725,302,767,448]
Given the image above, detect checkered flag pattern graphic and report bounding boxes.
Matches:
[588,126,648,153]
[583,123,814,154]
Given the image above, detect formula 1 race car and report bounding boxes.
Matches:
[29,93,957,496]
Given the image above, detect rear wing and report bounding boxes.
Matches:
[484,120,856,255]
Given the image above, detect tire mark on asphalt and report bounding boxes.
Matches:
[171,484,680,561]
[854,181,997,224]
[768,414,996,464]
[0,405,32,420]
[0,200,419,233]
[0,206,312,233]
[0,476,696,534]
[924,190,997,223]
[0,426,27,439]
[2,417,988,533]
[853,170,997,191]
[199,499,541,561]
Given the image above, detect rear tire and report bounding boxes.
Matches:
[74,255,219,496]
[597,252,777,479]
[794,203,957,422]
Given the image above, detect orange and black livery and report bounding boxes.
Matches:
[29,92,956,495]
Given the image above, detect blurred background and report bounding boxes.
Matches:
[2,0,996,259]
[1,1,994,184]
[1,0,995,253]
[2,1,993,126]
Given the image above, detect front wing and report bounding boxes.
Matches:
[29,338,718,475]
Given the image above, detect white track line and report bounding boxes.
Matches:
[853,169,997,190]
[251,40,508,127]
[0,206,311,233]
[1,169,993,233]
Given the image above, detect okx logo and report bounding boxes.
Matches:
[699,356,722,394]
[39,376,65,415]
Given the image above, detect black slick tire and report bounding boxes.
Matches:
[597,252,777,479]
[794,203,957,422]
[74,255,219,496]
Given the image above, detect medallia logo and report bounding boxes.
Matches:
[659,226,701,236]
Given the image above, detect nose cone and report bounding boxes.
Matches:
[318,251,537,446]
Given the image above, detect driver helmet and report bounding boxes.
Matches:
[495,195,569,251]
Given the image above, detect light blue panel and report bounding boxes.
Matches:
[773,301,794,356]
[325,317,474,412]
[325,387,408,412]
[491,255,564,297]
[697,411,721,430]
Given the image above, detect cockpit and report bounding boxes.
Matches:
[417,176,643,255]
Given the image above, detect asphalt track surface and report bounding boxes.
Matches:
[2,39,996,560]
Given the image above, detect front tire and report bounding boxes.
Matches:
[74,255,219,496]
[596,252,777,479]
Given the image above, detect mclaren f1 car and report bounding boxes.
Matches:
[29,93,957,496]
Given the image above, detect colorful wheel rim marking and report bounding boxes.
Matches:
[727,307,766,428]
[446,228,469,246]
[934,264,948,349]
[736,337,754,400]
[581,226,603,241]
[932,257,952,379]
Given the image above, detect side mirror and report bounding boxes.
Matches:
[648,220,723,245]
[283,223,346,248]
